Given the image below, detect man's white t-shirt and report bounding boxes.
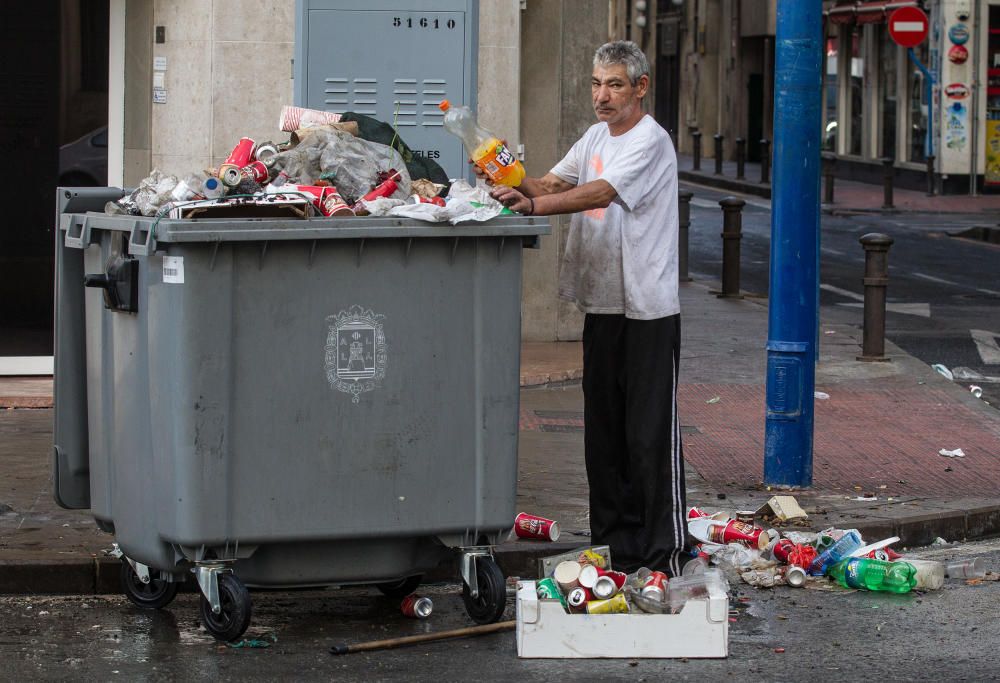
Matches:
[551,115,679,320]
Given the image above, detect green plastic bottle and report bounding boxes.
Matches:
[828,558,917,593]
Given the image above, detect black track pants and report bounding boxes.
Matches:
[582,313,688,576]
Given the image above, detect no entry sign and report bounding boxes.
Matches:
[888,6,929,48]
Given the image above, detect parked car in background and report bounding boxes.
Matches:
[59,126,108,186]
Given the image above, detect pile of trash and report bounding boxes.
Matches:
[105,105,513,225]
[686,498,987,593]
[534,545,729,615]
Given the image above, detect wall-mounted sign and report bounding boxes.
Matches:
[945,83,970,99]
[949,24,970,45]
[888,7,929,48]
[949,44,970,64]
[946,101,968,151]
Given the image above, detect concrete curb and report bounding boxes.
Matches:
[679,170,772,199]
[4,506,999,595]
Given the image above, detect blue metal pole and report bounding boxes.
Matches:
[763,0,823,487]
[907,48,935,158]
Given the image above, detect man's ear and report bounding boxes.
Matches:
[636,73,650,99]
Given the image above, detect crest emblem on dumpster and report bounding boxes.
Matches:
[325,305,386,403]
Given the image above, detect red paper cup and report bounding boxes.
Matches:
[278,105,343,132]
[513,512,560,541]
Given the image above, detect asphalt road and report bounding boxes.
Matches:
[3,539,999,681]
[684,184,1000,408]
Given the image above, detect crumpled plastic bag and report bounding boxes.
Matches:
[380,179,509,224]
[105,168,181,217]
[741,567,785,588]
[270,127,410,204]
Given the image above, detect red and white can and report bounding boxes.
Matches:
[591,575,619,600]
[566,587,591,611]
[400,594,433,619]
[772,539,795,564]
[688,507,710,519]
[513,512,560,541]
[239,161,270,184]
[640,571,668,602]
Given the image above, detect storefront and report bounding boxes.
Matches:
[823,0,1000,194]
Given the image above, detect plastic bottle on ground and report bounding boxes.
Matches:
[439,100,525,187]
[809,529,863,576]
[828,558,917,593]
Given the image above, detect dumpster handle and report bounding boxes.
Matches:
[64,216,92,249]
[128,219,156,256]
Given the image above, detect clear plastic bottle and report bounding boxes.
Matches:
[828,558,917,593]
[439,100,525,187]
[809,529,863,576]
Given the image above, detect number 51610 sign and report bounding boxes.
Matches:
[393,16,457,29]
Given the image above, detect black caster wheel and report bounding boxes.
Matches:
[462,556,506,625]
[375,574,423,599]
[200,573,252,642]
[120,560,179,609]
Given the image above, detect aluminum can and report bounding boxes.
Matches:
[239,161,270,184]
[514,512,560,541]
[592,575,618,600]
[640,570,668,602]
[219,137,255,187]
[253,141,279,165]
[785,565,807,588]
[319,187,354,217]
[567,587,591,611]
[536,577,566,608]
[772,539,796,564]
[706,519,768,550]
[585,593,630,615]
[400,594,433,618]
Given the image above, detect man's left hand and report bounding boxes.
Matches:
[490,186,532,214]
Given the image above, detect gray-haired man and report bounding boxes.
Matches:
[490,40,688,576]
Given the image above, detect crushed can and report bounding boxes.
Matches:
[536,577,567,608]
[591,575,619,600]
[219,137,255,188]
[640,571,668,602]
[567,587,592,612]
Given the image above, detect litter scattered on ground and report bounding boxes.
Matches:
[706,396,722,404]
[755,496,808,523]
[938,448,966,458]
[814,391,830,400]
[970,385,983,398]
[931,364,954,380]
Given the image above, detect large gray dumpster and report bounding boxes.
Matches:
[54,187,549,641]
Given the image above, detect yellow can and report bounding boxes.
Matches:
[585,593,630,614]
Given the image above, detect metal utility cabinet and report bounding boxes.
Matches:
[294,0,479,180]
[53,187,548,641]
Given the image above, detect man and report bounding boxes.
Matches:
[489,40,687,576]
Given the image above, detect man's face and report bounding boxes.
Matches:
[592,63,648,128]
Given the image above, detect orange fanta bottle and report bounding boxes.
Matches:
[439,100,525,187]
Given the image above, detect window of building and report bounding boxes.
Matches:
[879,27,897,160]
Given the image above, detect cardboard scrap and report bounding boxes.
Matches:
[756,495,808,522]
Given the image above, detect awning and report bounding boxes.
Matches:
[826,1,918,26]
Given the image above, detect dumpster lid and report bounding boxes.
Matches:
[60,213,549,248]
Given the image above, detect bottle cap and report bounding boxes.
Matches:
[438,100,450,111]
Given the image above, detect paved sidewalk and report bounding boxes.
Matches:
[676,152,1000,214]
[2,280,999,592]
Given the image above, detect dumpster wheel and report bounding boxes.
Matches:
[120,560,179,610]
[375,574,423,600]
[462,556,506,624]
[199,573,252,642]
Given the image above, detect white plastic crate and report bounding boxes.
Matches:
[515,580,729,659]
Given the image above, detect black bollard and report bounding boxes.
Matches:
[714,134,724,175]
[926,155,936,197]
[881,158,894,209]
[717,197,745,298]
[678,190,693,283]
[692,130,703,172]
[735,137,746,180]
[822,152,836,204]
[857,233,894,362]
[759,139,771,184]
